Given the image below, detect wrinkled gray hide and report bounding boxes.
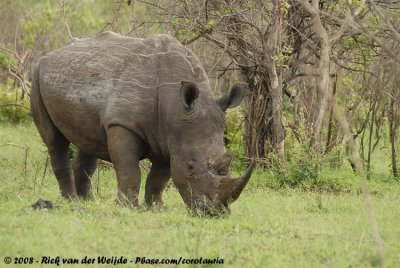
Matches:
[30,32,254,216]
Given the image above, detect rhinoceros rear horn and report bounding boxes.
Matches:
[208,150,233,175]
[218,159,255,204]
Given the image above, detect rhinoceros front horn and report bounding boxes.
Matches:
[217,159,255,204]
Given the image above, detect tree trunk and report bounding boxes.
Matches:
[367,99,377,178]
[299,0,331,172]
[389,98,398,177]
[268,63,285,157]
[243,73,271,160]
[309,7,331,156]
[242,70,285,162]
[326,73,338,152]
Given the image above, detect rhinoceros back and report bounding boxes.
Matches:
[36,32,210,158]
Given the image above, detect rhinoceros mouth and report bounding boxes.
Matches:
[189,196,230,217]
[177,152,255,217]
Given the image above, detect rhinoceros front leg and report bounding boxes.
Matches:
[72,150,99,199]
[145,161,170,210]
[107,126,142,207]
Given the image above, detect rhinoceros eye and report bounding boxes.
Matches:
[188,163,194,171]
[187,159,196,176]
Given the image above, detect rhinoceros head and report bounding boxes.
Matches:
[166,81,255,217]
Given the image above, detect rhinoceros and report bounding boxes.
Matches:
[30,31,254,216]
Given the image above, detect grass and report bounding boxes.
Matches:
[0,122,399,267]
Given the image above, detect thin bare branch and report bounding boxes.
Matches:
[0,103,31,110]
[60,0,74,40]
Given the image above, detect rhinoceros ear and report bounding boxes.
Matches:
[180,81,199,109]
[217,84,245,112]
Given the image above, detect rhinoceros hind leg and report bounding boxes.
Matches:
[30,68,76,199]
[47,137,77,199]
[145,162,170,211]
[72,150,99,199]
[107,126,143,208]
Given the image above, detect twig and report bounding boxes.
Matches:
[60,0,74,40]
[41,155,49,190]
[334,100,385,268]
[226,116,246,149]
[217,61,234,79]
[96,166,102,198]
[7,64,31,98]
[0,45,22,62]
[136,0,173,16]
[99,0,125,33]
[24,147,28,181]
[367,0,400,42]
[320,10,400,65]
[33,165,40,192]
[0,103,31,110]
[0,46,32,99]
[0,143,29,180]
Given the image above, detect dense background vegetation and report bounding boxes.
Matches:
[1,0,399,182]
[1,1,399,267]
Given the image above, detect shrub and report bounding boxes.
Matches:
[225,106,247,173]
[0,84,31,124]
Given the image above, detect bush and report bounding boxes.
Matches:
[267,143,320,188]
[225,106,247,173]
[0,84,31,124]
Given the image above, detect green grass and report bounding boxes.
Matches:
[1,123,399,267]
